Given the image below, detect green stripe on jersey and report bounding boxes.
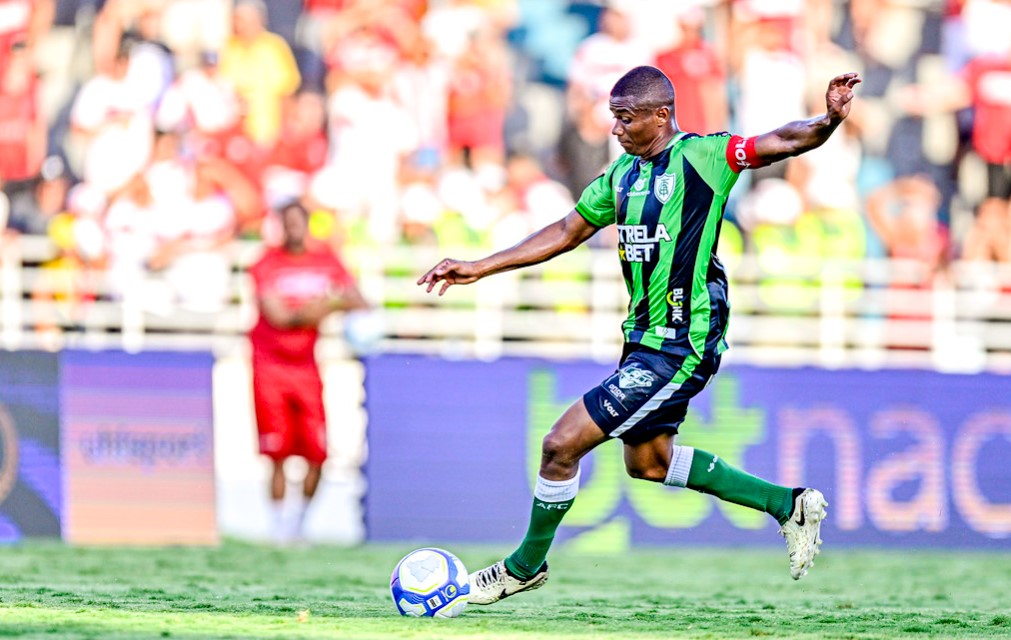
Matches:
[574,133,740,357]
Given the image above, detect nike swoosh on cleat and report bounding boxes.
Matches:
[796,510,806,527]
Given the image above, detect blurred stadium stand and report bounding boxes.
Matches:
[5,233,1011,372]
[1,0,1008,376]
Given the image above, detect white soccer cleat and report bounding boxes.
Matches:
[779,488,828,580]
[467,560,549,605]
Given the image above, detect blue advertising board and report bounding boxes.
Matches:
[365,354,1011,549]
[0,351,62,541]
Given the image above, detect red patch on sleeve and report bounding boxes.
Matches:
[725,135,767,173]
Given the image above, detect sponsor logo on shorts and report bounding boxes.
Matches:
[603,399,620,417]
[606,383,627,401]
[618,365,655,390]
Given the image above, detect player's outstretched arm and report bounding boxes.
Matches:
[751,72,862,165]
[417,209,598,296]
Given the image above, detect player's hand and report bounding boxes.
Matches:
[417,259,482,296]
[825,72,861,122]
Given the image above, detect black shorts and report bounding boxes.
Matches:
[583,344,720,444]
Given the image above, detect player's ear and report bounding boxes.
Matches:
[654,105,671,126]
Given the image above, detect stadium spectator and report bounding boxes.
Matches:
[261,91,328,211]
[867,174,951,282]
[5,155,68,236]
[102,172,160,302]
[143,133,251,313]
[568,6,649,106]
[69,38,153,195]
[391,29,450,170]
[652,7,727,135]
[554,73,612,204]
[961,46,1011,199]
[444,22,511,171]
[962,196,1011,262]
[92,0,174,111]
[248,200,368,545]
[312,39,417,245]
[901,22,1011,201]
[734,16,807,169]
[0,37,46,226]
[489,151,573,247]
[0,0,51,78]
[567,6,650,160]
[218,0,301,146]
[419,66,861,601]
[28,157,93,344]
[156,49,242,141]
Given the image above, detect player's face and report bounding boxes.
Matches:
[282,207,309,250]
[609,96,666,157]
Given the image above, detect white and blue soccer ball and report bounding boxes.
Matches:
[390,547,470,618]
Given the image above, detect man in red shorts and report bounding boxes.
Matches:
[248,200,368,544]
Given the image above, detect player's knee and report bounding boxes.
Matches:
[541,431,578,469]
[624,461,666,482]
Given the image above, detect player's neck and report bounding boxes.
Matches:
[637,128,682,163]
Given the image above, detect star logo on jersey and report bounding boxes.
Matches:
[655,174,675,203]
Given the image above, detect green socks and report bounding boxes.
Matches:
[677,447,795,525]
[506,448,796,581]
[505,472,580,580]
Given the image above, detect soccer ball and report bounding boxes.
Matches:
[390,547,470,618]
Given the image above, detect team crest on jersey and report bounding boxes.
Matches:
[617,364,656,390]
[655,174,675,203]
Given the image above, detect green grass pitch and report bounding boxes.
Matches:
[1,540,1009,639]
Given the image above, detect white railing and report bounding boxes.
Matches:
[3,233,1011,372]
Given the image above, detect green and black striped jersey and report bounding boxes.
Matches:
[575,132,744,358]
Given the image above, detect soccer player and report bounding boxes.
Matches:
[249,201,368,544]
[418,66,861,603]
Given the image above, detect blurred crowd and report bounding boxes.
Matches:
[1,0,1010,319]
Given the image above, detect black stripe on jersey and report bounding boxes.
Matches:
[616,161,642,294]
[662,155,716,350]
[630,150,674,334]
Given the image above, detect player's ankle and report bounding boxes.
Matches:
[504,556,545,581]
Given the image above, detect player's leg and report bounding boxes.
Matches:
[623,432,798,522]
[290,365,329,542]
[469,398,607,605]
[253,362,295,543]
[627,436,826,578]
[620,353,827,579]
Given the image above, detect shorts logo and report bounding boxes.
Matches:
[606,383,627,401]
[602,399,620,417]
[618,365,655,390]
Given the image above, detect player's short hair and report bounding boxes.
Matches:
[277,199,309,218]
[611,66,675,112]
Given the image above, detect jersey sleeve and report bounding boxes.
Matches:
[574,162,619,228]
[683,133,755,196]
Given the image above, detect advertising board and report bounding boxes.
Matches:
[366,355,1011,549]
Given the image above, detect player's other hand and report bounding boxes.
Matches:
[417,258,482,296]
[825,72,861,122]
